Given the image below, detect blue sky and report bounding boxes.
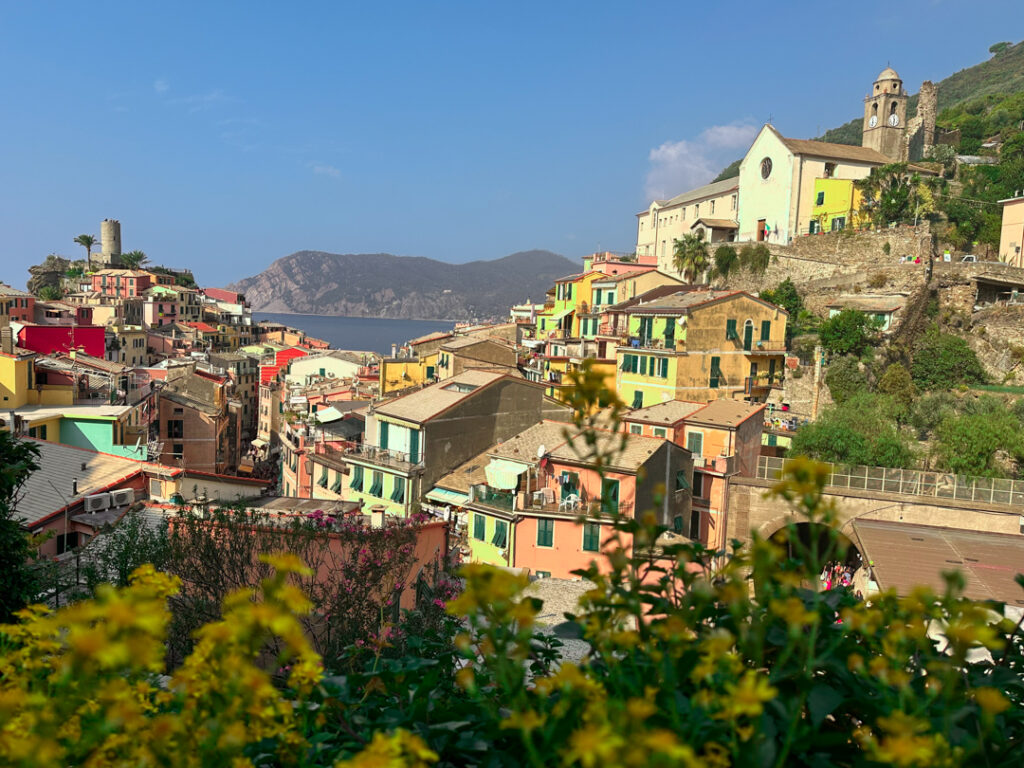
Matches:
[1,1,1020,288]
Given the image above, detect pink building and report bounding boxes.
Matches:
[434,420,694,580]
[202,287,245,304]
[16,323,106,358]
[0,283,35,323]
[91,270,155,299]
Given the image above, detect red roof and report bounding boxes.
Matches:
[185,322,219,333]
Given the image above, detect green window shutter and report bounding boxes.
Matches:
[601,479,619,515]
[390,476,405,502]
[319,466,328,487]
[409,430,420,464]
[660,357,668,378]
[349,465,363,490]
[582,522,601,552]
[473,514,486,540]
[620,355,629,371]
[491,520,508,548]
[726,319,738,340]
[379,421,389,450]
[675,470,690,491]
[632,390,644,409]
[331,472,342,493]
[371,472,384,496]
[687,432,704,457]
[761,320,771,341]
[537,518,554,547]
[426,365,435,380]
[319,367,325,376]
[673,515,684,533]
[768,358,777,380]
[640,356,647,375]
[709,356,721,388]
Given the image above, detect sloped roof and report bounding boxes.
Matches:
[549,429,669,473]
[646,177,740,212]
[13,440,161,526]
[628,289,788,316]
[690,218,738,230]
[686,399,765,429]
[624,400,705,425]
[372,370,509,423]
[489,421,574,462]
[765,125,890,164]
[607,284,701,312]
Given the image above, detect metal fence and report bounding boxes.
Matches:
[757,456,1024,507]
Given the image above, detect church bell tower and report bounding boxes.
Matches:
[862,67,908,161]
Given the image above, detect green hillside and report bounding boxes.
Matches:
[714,40,1024,177]
[814,40,1024,146]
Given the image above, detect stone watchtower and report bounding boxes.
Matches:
[862,67,908,162]
[97,218,122,268]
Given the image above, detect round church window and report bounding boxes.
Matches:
[760,157,773,179]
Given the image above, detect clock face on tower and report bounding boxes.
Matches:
[888,113,900,127]
[868,115,878,128]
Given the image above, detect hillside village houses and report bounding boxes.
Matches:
[10,60,1024,602]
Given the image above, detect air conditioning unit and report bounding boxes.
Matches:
[83,493,111,513]
[109,488,135,507]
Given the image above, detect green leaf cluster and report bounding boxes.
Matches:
[818,308,878,357]
[911,329,988,390]
[790,393,915,468]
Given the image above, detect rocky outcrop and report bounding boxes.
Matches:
[226,250,578,321]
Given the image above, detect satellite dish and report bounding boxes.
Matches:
[537,444,546,458]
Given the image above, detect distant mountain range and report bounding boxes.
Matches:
[226,249,577,321]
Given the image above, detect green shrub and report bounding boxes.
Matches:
[739,243,770,276]
[911,330,988,390]
[712,245,738,279]
[826,355,868,405]
[819,309,877,357]
[790,393,915,468]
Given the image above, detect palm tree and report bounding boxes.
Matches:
[672,233,710,283]
[74,234,96,263]
[120,250,150,270]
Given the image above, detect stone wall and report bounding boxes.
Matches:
[725,476,1024,548]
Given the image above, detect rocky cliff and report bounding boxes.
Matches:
[226,250,577,321]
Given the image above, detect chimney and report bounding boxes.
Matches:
[72,478,79,496]
[391,343,397,358]
[0,326,12,355]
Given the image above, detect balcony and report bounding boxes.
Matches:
[330,441,423,472]
[468,483,634,517]
[620,336,678,352]
[742,341,787,354]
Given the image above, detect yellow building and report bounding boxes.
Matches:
[615,290,788,407]
[809,178,863,234]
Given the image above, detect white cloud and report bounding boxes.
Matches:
[153,79,169,94]
[644,123,758,200]
[311,164,341,178]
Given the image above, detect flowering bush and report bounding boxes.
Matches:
[2,367,1023,766]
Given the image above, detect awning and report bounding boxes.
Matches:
[314,406,344,423]
[541,307,573,322]
[485,459,530,490]
[425,487,469,506]
[250,438,268,448]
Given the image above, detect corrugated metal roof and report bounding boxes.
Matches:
[855,520,1024,605]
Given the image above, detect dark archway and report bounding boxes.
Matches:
[770,522,862,571]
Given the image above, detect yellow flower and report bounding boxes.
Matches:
[335,729,438,768]
[973,687,1011,715]
[716,671,777,720]
[561,724,624,768]
[500,709,546,733]
[770,597,818,629]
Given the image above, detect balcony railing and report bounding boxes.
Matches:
[468,483,634,517]
[332,442,423,471]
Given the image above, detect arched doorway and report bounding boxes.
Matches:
[770,522,864,589]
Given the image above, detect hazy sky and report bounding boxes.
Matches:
[1,1,1020,288]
